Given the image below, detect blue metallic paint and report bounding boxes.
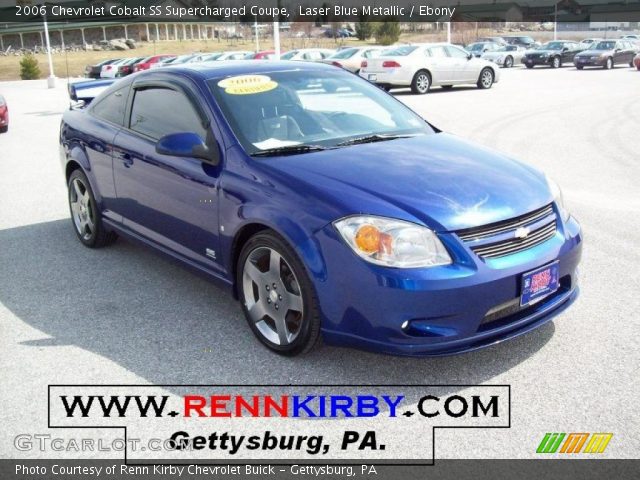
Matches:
[59,61,582,356]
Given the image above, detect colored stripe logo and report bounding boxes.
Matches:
[537,433,612,454]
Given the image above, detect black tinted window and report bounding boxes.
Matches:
[129,88,206,140]
[92,87,128,125]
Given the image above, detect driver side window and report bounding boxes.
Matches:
[129,87,207,141]
[445,46,469,59]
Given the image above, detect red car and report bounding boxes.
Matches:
[634,53,640,70]
[245,50,275,60]
[0,94,8,133]
[133,54,175,72]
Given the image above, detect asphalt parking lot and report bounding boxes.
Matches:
[0,66,639,460]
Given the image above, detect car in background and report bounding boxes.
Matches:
[360,43,499,94]
[84,59,120,79]
[59,62,581,357]
[281,48,334,61]
[522,41,583,68]
[634,52,640,70]
[101,57,144,78]
[133,54,175,72]
[466,42,501,57]
[481,45,527,68]
[0,94,8,133]
[202,51,254,61]
[322,46,385,73]
[477,36,508,46]
[245,50,276,60]
[621,34,640,41]
[578,38,600,50]
[504,35,539,48]
[573,39,637,69]
[156,54,200,67]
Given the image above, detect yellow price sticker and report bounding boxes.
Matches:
[218,75,278,95]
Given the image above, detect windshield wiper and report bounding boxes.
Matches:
[336,134,413,147]
[251,144,327,157]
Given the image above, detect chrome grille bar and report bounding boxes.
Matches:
[457,204,554,242]
[471,221,557,258]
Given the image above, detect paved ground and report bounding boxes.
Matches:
[0,65,639,460]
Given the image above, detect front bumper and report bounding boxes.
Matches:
[522,56,552,66]
[313,215,582,356]
[574,57,606,67]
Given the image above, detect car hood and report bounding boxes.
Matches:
[265,134,551,232]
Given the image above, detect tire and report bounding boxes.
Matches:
[410,70,431,94]
[237,230,321,356]
[525,64,534,69]
[551,56,561,69]
[0,125,7,133]
[67,169,117,248]
[441,85,453,90]
[604,57,613,69]
[504,56,513,68]
[576,65,584,70]
[477,68,494,89]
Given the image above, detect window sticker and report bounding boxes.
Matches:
[218,75,278,95]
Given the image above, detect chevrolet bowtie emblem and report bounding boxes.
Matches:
[515,226,530,239]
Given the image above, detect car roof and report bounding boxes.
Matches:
[151,60,337,80]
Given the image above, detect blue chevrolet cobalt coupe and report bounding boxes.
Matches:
[60,61,582,356]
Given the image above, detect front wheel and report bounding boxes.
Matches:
[477,68,494,89]
[504,56,514,68]
[551,56,561,68]
[67,169,117,248]
[410,70,431,94]
[604,57,613,69]
[525,63,534,69]
[237,231,321,356]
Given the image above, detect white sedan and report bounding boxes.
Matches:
[359,43,500,94]
[481,45,527,68]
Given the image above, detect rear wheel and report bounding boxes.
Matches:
[410,70,431,94]
[504,56,514,68]
[67,169,117,248]
[237,231,321,356]
[477,68,494,89]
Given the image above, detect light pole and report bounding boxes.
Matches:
[254,17,260,52]
[43,5,55,88]
[273,21,280,60]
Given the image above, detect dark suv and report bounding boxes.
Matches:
[504,36,539,48]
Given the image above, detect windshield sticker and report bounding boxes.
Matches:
[253,138,301,150]
[218,75,278,95]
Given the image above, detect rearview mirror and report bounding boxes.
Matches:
[156,132,219,165]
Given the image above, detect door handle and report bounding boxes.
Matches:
[119,152,133,168]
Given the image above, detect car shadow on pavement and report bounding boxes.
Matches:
[0,219,555,390]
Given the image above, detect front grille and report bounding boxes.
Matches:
[456,204,557,259]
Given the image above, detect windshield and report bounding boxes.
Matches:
[208,70,434,155]
[593,41,616,50]
[381,46,417,56]
[539,42,564,50]
[329,48,358,59]
[280,50,298,60]
[468,43,485,51]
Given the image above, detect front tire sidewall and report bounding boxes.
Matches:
[68,170,100,247]
[504,56,513,68]
[237,232,320,356]
[605,58,613,69]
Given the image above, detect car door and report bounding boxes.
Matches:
[425,45,453,84]
[445,45,477,83]
[112,79,224,274]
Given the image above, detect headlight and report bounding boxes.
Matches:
[546,176,570,222]
[333,216,452,268]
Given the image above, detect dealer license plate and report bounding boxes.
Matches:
[520,261,559,307]
[368,74,377,81]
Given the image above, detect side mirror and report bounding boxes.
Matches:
[467,52,473,60]
[156,132,219,165]
[562,47,569,52]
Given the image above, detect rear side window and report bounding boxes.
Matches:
[92,86,128,126]
[129,87,207,140]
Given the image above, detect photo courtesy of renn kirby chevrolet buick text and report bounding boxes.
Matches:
[59,60,582,356]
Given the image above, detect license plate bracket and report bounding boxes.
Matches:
[520,261,560,307]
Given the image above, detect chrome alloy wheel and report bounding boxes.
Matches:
[69,178,95,241]
[242,247,304,346]
[481,69,493,87]
[416,73,430,93]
